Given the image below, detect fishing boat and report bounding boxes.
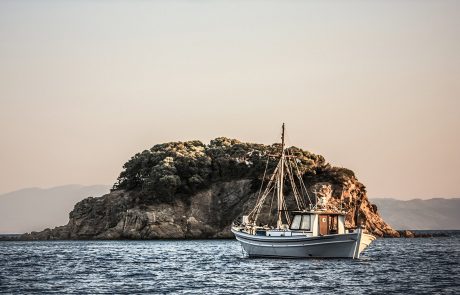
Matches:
[231,124,375,258]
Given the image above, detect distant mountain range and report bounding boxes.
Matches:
[1,184,458,233]
[371,198,460,230]
[0,185,110,234]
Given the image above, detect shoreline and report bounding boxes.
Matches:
[1,230,458,241]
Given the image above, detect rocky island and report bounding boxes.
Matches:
[23,138,400,240]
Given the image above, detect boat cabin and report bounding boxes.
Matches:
[291,211,346,236]
[265,211,346,237]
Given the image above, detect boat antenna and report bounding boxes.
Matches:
[277,123,286,229]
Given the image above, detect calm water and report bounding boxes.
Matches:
[0,235,459,294]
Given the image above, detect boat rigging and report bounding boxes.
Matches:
[231,123,376,259]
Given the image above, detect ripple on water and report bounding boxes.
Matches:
[0,236,459,294]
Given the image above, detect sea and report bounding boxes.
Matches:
[0,232,459,294]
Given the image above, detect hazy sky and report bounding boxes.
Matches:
[0,0,459,199]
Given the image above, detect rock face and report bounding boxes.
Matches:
[22,138,400,240]
[23,180,255,240]
[22,180,399,240]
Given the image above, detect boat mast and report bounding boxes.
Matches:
[277,123,286,228]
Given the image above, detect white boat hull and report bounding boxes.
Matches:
[232,228,375,259]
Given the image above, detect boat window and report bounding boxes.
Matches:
[301,215,311,230]
[329,215,338,234]
[291,215,301,230]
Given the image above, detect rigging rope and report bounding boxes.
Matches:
[253,153,271,210]
[289,148,314,207]
[246,137,318,228]
[288,151,310,209]
[285,158,304,210]
[268,182,276,222]
[247,161,280,223]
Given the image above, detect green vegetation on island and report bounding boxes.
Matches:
[113,137,358,203]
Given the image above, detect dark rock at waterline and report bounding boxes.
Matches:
[398,230,415,238]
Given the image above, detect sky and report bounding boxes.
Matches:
[0,0,459,199]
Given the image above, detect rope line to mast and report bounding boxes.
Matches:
[289,148,314,207]
[284,149,307,211]
[251,152,271,218]
[247,161,280,223]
